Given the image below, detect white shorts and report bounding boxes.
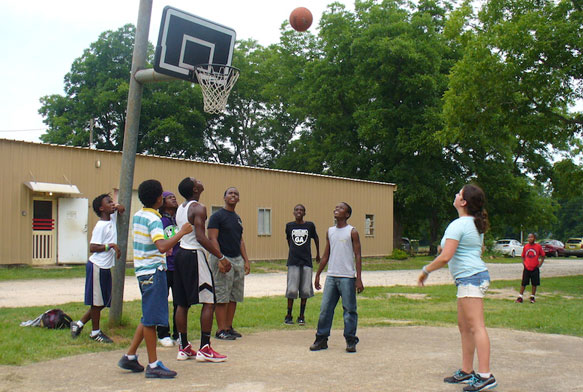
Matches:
[455,271,490,298]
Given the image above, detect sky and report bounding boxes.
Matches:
[0,0,353,142]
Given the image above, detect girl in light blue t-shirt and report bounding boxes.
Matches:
[418,184,497,392]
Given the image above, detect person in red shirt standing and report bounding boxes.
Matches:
[516,233,545,304]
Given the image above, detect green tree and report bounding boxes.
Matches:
[39,24,209,159]
[275,0,463,248]
[40,24,137,149]
[441,0,582,236]
[550,159,583,239]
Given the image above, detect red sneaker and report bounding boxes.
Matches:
[196,344,227,362]
[515,296,523,303]
[177,343,195,361]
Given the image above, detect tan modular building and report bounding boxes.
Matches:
[0,139,396,265]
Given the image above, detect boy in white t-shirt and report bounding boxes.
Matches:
[70,194,124,343]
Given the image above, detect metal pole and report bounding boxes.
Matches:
[110,0,153,327]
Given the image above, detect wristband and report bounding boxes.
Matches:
[104,244,109,252]
[422,266,430,276]
[219,255,225,261]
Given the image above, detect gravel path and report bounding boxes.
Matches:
[1,259,582,308]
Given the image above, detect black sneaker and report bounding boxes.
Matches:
[309,338,328,351]
[346,337,359,353]
[118,355,144,372]
[297,316,306,325]
[215,329,236,340]
[228,328,242,338]
[145,362,177,379]
[70,322,83,338]
[284,315,294,325]
[463,374,497,391]
[90,331,113,343]
[444,369,475,384]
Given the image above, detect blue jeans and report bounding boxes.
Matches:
[316,276,358,343]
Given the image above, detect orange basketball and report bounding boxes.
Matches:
[289,7,313,32]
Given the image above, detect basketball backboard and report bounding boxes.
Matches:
[154,6,236,82]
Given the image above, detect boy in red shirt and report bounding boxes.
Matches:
[516,233,545,304]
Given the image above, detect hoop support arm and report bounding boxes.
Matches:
[134,68,180,84]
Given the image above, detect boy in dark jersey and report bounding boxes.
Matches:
[516,233,545,304]
[157,191,179,346]
[284,204,320,325]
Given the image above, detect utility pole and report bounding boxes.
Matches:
[110,0,153,326]
[89,118,95,149]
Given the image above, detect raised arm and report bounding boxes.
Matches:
[154,222,191,254]
[418,239,459,286]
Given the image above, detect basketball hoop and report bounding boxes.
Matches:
[193,64,240,114]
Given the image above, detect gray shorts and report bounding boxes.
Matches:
[286,265,314,299]
[209,254,245,303]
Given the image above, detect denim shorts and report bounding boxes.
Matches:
[455,270,490,298]
[286,265,314,299]
[137,269,169,327]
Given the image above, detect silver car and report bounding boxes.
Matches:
[493,239,523,257]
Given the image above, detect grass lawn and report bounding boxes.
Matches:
[0,255,522,281]
[1,275,581,365]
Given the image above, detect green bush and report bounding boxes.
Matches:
[390,249,409,260]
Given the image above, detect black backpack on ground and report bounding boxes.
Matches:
[41,309,73,329]
[20,309,72,329]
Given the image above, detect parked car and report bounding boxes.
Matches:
[493,239,523,257]
[539,239,565,257]
[564,238,583,257]
[400,237,411,253]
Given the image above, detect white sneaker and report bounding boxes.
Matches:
[158,337,175,347]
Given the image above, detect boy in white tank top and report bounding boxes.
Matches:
[310,202,364,353]
[172,177,228,363]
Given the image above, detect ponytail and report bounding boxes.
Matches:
[473,209,489,234]
[462,184,489,234]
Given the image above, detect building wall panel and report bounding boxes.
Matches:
[0,140,395,265]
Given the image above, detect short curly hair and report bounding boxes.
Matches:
[178,177,195,199]
[92,194,111,217]
[138,179,163,208]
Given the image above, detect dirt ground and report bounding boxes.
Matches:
[1,326,582,392]
[1,260,582,391]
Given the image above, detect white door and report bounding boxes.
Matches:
[57,197,88,264]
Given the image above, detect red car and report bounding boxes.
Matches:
[539,240,565,257]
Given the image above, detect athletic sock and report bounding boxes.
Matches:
[518,294,523,298]
[201,331,211,348]
[300,303,306,317]
[126,354,137,360]
[478,372,491,379]
[179,332,188,349]
[90,329,100,337]
[287,307,292,317]
[149,361,159,368]
[77,320,84,327]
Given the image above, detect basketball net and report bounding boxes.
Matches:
[193,64,240,114]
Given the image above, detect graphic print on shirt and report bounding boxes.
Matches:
[292,228,309,246]
[525,248,538,259]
